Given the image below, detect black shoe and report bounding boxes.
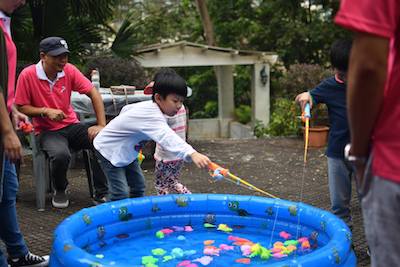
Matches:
[92,195,107,205]
[8,252,49,267]
[52,190,69,208]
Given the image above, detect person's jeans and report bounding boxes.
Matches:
[39,123,108,197]
[0,160,28,267]
[361,154,400,267]
[327,157,353,228]
[95,150,145,201]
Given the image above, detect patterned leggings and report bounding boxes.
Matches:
[154,160,191,195]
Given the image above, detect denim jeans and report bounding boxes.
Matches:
[361,155,400,267]
[327,157,354,228]
[95,150,145,201]
[0,160,28,267]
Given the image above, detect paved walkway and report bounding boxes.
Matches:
[12,138,370,266]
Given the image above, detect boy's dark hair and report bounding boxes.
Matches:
[152,68,187,101]
[330,39,353,72]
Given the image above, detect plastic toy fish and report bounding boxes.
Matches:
[279,231,291,239]
[219,244,234,251]
[217,224,232,232]
[203,246,220,256]
[171,248,184,258]
[137,149,145,165]
[240,244,252,256]
[193,256,213,266]
[18,121,33,134]
[203,240,215,245]
[184,225,193,232]
[172,226,185,232]
[151,248,166,256]
[177,260,191,266]
[160,228,173,235]
[235,258,251,264]
[141,255,158,265]
[155,231,164,239]
[272,252,288,259]
[204,223,216,228]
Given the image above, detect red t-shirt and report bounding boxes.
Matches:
[0,19,17,112]
[15,62,93,134]
[335,0,400,183]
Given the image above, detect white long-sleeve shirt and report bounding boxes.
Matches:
[94,100,196,167]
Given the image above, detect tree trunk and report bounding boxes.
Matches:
[195,0,215,46]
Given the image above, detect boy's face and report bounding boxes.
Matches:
[155,93,184,116]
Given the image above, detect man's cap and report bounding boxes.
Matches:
[39,37,70,56]
[144,81,192,97]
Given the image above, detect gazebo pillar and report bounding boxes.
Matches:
[216,65,234,137]
[251,63,270,126]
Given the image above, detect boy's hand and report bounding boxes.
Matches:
[2,130,22,162]
[295,92,313,110]
[88,125,104,141]
[191,152,211,168]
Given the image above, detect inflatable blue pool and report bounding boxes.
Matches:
[50,194,356,266]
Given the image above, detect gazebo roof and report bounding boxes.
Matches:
[134,41,278,67]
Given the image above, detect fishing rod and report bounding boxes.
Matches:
[208,162,278,199]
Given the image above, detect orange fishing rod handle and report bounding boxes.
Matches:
[208,162,229,176]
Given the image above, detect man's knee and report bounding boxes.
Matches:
[51,150,71,166]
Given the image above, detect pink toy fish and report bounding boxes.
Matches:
[235,258,251,264]
[203,246,220,256]
[219,244,234,251]
[240,244,252,256]
[177,260,191,266]
[279,231,291,240]
[272,252,288,259]
[172,226,185,232]
[184,226,193,232]
[160,228,173,235]
[193,256,213,266]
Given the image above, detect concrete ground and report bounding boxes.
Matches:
[12,138,370,266]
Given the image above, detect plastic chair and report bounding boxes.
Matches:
[30,133,94,211]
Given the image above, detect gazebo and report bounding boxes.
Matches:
[134,41,278,139]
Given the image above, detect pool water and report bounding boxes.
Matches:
[76,215,327,266]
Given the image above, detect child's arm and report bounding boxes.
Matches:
[190,151,210,168]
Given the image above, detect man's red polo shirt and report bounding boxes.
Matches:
[15,62,93,134]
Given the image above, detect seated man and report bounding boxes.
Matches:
[15,37,108,208]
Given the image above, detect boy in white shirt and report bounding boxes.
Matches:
[94,69,210,201]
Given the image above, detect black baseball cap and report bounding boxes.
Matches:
[39,37,70,56]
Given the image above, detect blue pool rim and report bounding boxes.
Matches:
[50,194,357,266]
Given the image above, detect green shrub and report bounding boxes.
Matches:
[274,64,332,99]
[234,105,251,124]
[191,100,218,119]
[254,98,301,137]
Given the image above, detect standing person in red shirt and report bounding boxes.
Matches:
[15,37,108,208]
[0,1,48,266]
[335,0,400,266]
